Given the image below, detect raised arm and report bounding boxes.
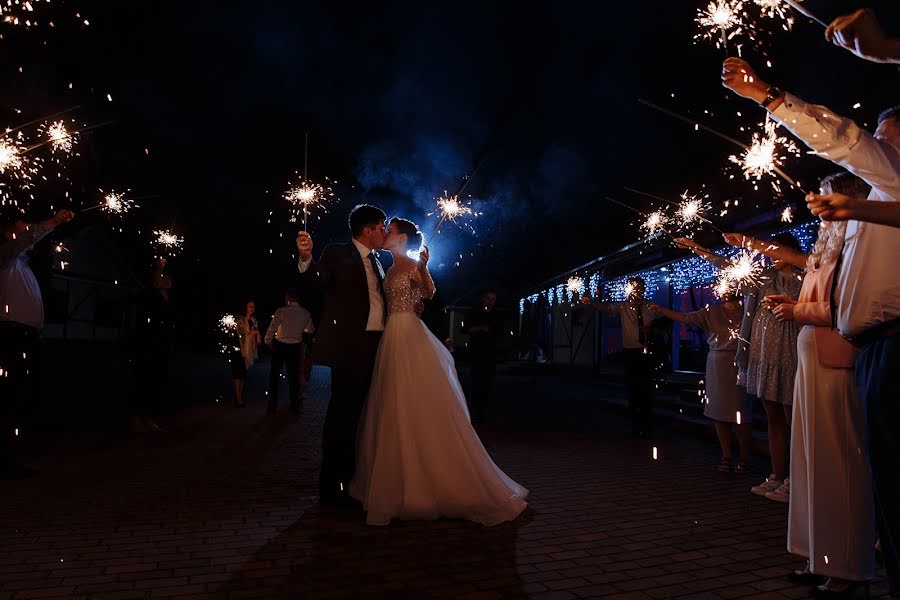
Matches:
[579,297,619,314]
[826,8,900,64]
[722,232,807,269]
[647,302,700,326]
[672,237,729,269]
[0,209,74,267]
[414,247,436,299]
[722,57,900,193]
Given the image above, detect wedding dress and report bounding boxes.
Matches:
[348,259,528,526]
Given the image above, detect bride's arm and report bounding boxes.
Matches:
[416,247,436,299]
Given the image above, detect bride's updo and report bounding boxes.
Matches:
[390,217,423,252]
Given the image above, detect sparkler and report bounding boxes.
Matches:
[284,133,338,230]
[753,0,794,29]
[152,229,184,256]
[82,190,137,215]
[639,99,807,195]
[782,0,828,27]
[729,118,802,193]
[677,191,712,228]
[42,120,77,153]
[780,206,793,222]
[695,0,747,52]
[0,137,24,174]
[641,210,669,237]
[284,178,336,230]
[219,314,237,332]
[427,191,478,240]
[717,248,765,293]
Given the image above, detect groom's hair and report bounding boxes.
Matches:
[349,204,386,237]
[389,217,423,251]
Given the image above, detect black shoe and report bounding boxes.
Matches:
[812,581,869,599]
[787,565,826,585]
[0,464,39,480]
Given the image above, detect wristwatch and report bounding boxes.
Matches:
[760,86,783,108]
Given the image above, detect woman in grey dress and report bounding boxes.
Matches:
[675,233,805,500]
[650,294,751,472]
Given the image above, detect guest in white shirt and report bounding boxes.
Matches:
[0,209,74,479]
[265,290,314,414]
[723,57,900,599]
[582,277,656,437]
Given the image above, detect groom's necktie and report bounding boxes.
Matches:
[367,252,387,325]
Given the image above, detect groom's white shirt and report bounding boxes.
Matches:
[298,238,385,332]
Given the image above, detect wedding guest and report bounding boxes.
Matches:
[675,233,803,502]
[825,8,900,64]
[582,276,656,437]
[232,300,260,407]
[765,173,875,595]
[722,57,900,597]
[649,293,750,472]
[130,258,175,433]
[461,288,501,423]
[265,290,314,414]
[0,209,74,479]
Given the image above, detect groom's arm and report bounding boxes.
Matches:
[298,244,338,292]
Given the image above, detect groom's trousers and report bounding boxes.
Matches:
[319,331,381,502]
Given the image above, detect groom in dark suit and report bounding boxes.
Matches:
[296,204,389,505]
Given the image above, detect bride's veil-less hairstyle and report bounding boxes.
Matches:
[390,217,423,252]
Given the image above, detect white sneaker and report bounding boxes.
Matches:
[751,474,782,496]
[765,478,790,503]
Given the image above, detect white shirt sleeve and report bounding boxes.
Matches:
[771,93,900,193]
[297,257,312,273]
[264,311,280,345]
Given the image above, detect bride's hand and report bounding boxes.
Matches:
[418,246,429,267]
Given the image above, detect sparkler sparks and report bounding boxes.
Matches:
[284,176,337,230]
[676,191,711,229]
[717,248,765,294]
[780,206,793,222]
[152,229,184,256]
[624,281,636,298]
[219,314,237,332]
[641,210,669,237]
[43,120,76,153]
[427,191,479,240]
[99,190,135,215]
[0,137,24,174]
[695,0,747,49]
[729,118,801,192]
[753,0,794,29]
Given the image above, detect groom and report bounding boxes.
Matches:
[296,204,390,505]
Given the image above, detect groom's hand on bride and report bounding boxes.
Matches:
[296,231,313,261]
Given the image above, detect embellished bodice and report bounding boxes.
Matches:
[384,261,436,314]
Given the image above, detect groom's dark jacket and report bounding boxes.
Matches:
[298,241,384,369]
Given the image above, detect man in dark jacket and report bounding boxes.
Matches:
[296,205,388,505]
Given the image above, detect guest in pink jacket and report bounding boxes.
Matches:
[765,173,875,596]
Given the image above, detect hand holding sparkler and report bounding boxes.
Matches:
[417,246,430,270]
[296,231,313,262]
[825,8,900,64]
[807,192,900,228]
[51,209,76,226]
[721,58,780,108]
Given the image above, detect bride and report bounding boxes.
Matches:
[348,217,528,526]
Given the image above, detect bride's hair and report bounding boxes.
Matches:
[806,172,870,272]
[390,217,423,251]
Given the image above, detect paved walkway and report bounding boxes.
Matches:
[0,364,888,599]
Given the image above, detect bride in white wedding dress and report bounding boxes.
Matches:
[348,217,528,526]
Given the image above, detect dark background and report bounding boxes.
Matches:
[2,0,897,334]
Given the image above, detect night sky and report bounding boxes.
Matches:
[3,0,898,330]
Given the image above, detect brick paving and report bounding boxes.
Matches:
[0,364,889,599]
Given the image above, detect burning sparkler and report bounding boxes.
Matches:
[753,0,794,29]
[780,206,793,222]
[427,191,478,240]
[284,177,337,230]
[641,210,670,237]
[42,120,77,153]
[82,190,138,216]
[0,136,27,177]
[695,0,747,51]
[717,248,765,294]
[729,118,801,193]
[219,314,237,332]
[152,229,184,256]
[676,191,712,229]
